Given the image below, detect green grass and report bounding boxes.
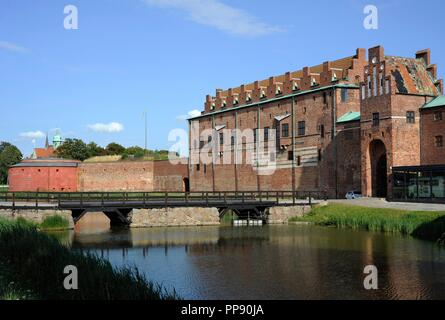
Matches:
[0,218,179,300]
[39,215,70,230]
[291,204,445,243]
[0,186,8,192]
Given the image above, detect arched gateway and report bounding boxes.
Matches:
[369,140,388,198]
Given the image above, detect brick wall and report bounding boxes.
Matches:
[8,166,78,192]
[78,160,188,192]
[421,106,445,165]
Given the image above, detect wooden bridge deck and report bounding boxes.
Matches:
[0,191,326,211]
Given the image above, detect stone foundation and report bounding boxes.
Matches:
[0,209,74,229]
[129,207,220,228]
[267,205,312,224]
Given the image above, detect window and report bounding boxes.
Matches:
[361,85,366,100]
[231,135,235,146]
[219,132,224,145]
[367,75,371,98]
[379,73,384,96]
[319,124,325,138]
[253,128,258,144]
[341,88,348,102]
[208,135,212,143]
[406,111,415,123]
[373,66,377,97]
[318,149,322,161]
[372,113,380,126]
[435,135,443,147]
[297,155,301,166]
[323,92,327,104]
[298,121,305,136]
[288,151,293,161]
[199,141,205,149]
[281,123,289,137]
[264,127,269,141]
[385,79,390,94]
[196,164,200,171]
[270,152,275,162]
[434,111,443,121]
[204,164,207,173]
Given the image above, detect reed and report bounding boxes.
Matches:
[39,215,70,230]
[291,204,445,243]
[0,218,179,300]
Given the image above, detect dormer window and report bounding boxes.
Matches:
[233,98,239,105]
[260,89,266,99]
[275,86,282,95]
[221,100,227,108]
[246,94,252,102]
[311,78,318,86]
[332,73,338,82]
[210,103,216,110]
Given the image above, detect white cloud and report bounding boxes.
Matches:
[144,0,283,37]
[87,122,124,133]
[176,109,202,121]
[19,131,45,139]
[0,41,28,53]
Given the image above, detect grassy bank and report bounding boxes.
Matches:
[0,218,178,300]
[291,204,445,243]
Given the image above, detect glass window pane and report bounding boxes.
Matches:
[407,172,418,199]
[418,171,432,198]
[432,171,445,198]
[393,172,406,200]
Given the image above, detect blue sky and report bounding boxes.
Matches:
[1,0,444,157]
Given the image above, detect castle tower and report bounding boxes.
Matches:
[53,131,63,149]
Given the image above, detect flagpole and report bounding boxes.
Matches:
[144,110,147,157]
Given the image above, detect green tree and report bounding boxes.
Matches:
[86,142,107,158]
[124,146,145,158]
[56,138,89,161]
[0,143,23,184]
[0,142,12,154]
[106,143,126,155]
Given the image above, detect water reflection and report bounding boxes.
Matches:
[52,213,445,300]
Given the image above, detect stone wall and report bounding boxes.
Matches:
[0,209,74,229]
[129,207,220,228]
[267,205,312,224]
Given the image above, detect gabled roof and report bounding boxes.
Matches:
[421,95,445,109]
[337,111,360,123]
[33,147,55,159]
[385,56,439,96]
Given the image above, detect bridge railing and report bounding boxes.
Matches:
[0,190,327,209]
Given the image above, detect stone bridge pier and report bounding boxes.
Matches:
[71,208,132,227]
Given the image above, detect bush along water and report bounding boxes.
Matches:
[0,218,179,300]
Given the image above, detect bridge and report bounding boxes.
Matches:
[0,191,326,226]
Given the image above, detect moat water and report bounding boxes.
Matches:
[49,213,445,300]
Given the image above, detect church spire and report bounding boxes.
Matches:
[45,132,49,148]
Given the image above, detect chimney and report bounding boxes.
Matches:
[356,48,366,61]
[285,72,291,82]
